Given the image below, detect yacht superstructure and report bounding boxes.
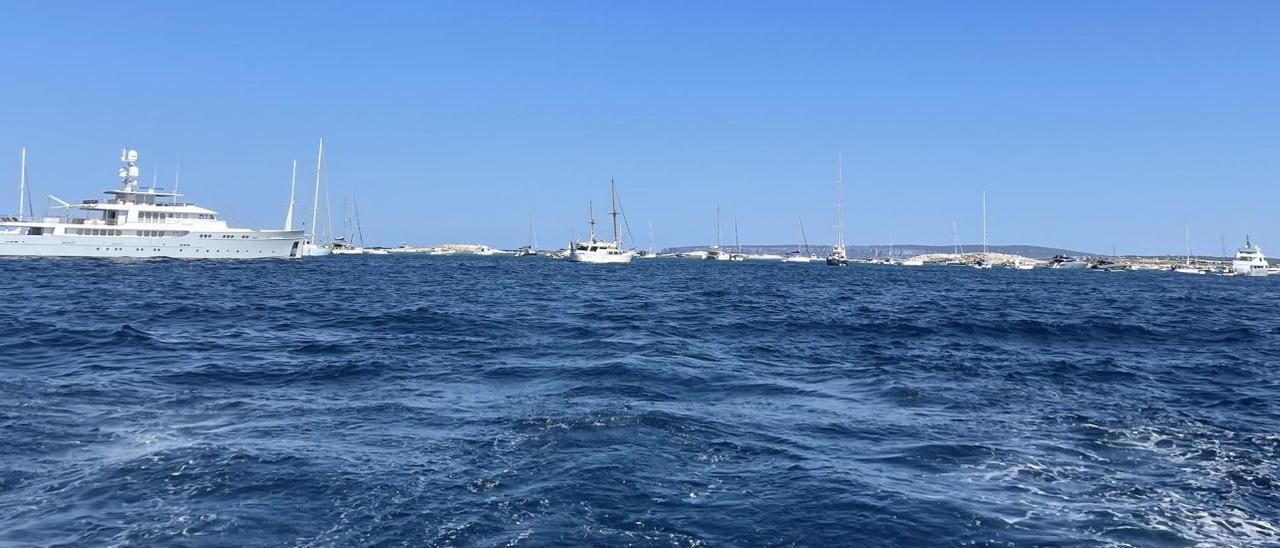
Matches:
[1232,237,1269,277]
[568,180,634,264]
[0,148,303,259]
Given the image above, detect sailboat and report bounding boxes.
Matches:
[331,190,367,254]
[568,180,634,264]
[729,217,746,261]
[1172,225,1206,274]
[782,217,817,263]
[301,138,332,257]
[705,205,732,260]
[945,221,968,266]
[636,221,658,258]
[826,154,849,266]
[972,191,992,269]
[515,214,539,257]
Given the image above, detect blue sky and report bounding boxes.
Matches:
[1,1,1277,254]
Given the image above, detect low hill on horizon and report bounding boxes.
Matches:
[660,244,1094,258]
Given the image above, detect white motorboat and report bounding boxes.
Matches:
[0,147,304,259]
[569,180,634,264]
[1232,237,1269,277]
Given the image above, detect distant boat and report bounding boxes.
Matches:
[569,180,634,264]
[826,154,848,267]
[971,191,992,269]
[1232,236,1268,277]
[729,217,746,261]
[515,214,539,257]
[636,221,658,258]
[1172,226,1206,274]
[782,217,817,263]
[705,205,732,261]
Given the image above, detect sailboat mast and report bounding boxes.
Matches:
[735,217,741,253]
[310,137,324,242]
[981,191,988,256]
[610,179,620,244]
[836,153,845,251]
[284,160,296,230]
[587,201,596,240]
[799,217,811,255]
[1185,225,1192,265]
[648,221,655,254]
[17,147,26,220]
[715,204,722,249]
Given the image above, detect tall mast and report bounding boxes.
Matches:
[1184,225,1192,265]
[798,216,811,255]
[529,214,536,248]
[952,221,959,255]
[836,153,846,251]
[648,220,655,253]
[981,191,988,257]
[610,179,620,244]
[716,204,722,249]
[735,217,741,253]
[284,160,296,230]
[17,147,26,220]
[310,137,324,242]
[587,201,596,240]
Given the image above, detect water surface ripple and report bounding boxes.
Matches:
[1,257,1278,546]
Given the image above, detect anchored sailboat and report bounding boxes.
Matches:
[972,191,992,269]
[782,216,816,262]
[826,154,848,266]
[706,205,731,260]
[515,214,539,257]
[568,180,634,264]
[301,137,332,257]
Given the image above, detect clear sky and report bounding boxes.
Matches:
[2,1,1277,254]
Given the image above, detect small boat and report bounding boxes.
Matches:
[1009,259,1036,270]
[704,205,733,260]
[901,258,925,267]
[636,221,658,258]
[515,215,539,257]
[569,180,635,264]
[729,218,746,261]
[781,217,817,263]
[330,236,364,254]
[1232,237,1269,277]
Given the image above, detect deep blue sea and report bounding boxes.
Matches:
[2,256,1278,546]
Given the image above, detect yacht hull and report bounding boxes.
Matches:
[0,230,304,259]
[569,250,634,264]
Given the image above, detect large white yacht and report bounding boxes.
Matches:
[568,180,634,264]
[0,148,304,259]
[1232,237,1269,277]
